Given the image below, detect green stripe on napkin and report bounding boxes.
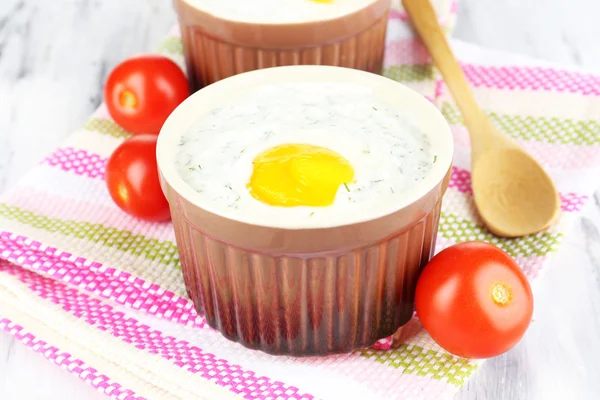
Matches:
[442,103,600,145]
[359,345,478,387]
[83,119,131,140]
[383,65,437,83]
[439,212,562,257]
[158,36,184,56]
[0,203,180,267]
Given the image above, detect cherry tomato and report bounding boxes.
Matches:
[106,134,171,222]
[104,55,188,134]
[415,241,533,359]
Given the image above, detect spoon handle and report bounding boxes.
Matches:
[401,0,483,128]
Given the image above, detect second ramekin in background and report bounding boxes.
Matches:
[173,0,392,92]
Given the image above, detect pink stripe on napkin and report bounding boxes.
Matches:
[0,233,204,329]
[385,40,430,65]
[42,147,107,179]
[4,263,315,400]
[0,294,141,400]
[462,64,600,96]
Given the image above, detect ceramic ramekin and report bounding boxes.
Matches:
[157,66,453,356]
[173,0,391,92]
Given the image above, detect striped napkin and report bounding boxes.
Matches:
[1,0,599,399]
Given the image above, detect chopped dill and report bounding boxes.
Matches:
[343,183,350,192]
[225,185,232,190]
[390,187,395,194]
[372,106,378,111]
[309,212,315,216]
[433,155,438,163]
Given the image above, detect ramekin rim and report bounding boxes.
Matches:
[157,65,454,230]
[177,0,387,26]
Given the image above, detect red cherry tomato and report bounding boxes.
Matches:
[106,134,171,222]
[415,241,533,359]
[104,55,188,134]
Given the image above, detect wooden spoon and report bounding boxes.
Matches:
[402,0,560,238]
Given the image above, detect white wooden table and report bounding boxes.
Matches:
[1,0,600,399]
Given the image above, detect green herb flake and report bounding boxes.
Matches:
[188,167,196,171]
[433,155,438,163]
[198,164,202,170]
[309,212,315,216]
[225,185,232,190]
[372,106,378,111]
[343,183,350,192]
[390,187,395,194]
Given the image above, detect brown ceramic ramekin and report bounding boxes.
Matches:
[173,0,391,92]
[157,66,453,356]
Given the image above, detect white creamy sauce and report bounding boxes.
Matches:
[184,0,376,24]
[176,82,436,224]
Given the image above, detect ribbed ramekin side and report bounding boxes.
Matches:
[174,197,444,356]
[178,13,388,91]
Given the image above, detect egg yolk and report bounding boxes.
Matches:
[247,143,354,207]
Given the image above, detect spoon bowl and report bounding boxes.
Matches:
[472,146,560,237]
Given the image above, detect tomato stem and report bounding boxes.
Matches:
[491,282,512,306]
[120,89,138,109]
